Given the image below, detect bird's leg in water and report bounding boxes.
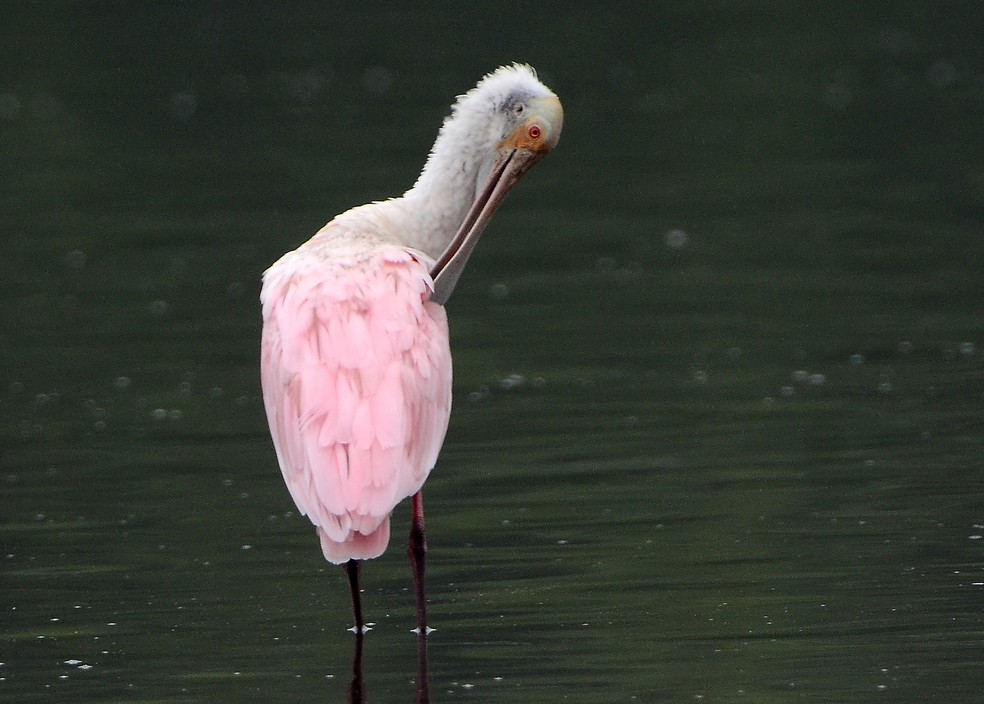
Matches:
[408,492,429,633]
[345,559,366,634]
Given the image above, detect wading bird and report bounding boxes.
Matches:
[260,64,562,632]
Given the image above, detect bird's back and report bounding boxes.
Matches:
[260,226,452,563]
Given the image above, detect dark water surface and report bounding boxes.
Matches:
[3,3,983,702]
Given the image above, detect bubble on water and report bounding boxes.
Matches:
[873,26,915,57]
[237,243,258,261]
[260,70,291,102]
[170,91,197,121]
[59,294,80,313]
[612,261,643,283]
[809,373,826,386]
[0,92,22,120]
[29,92,62,120]
[468,387,490,403]
[849,353,865,366]
[34,392,57,406]
[63,249,86,270]
[208,386,224,399]
[113,376,131,392]
[693,370,708,385]
[219,72,249,102]
[151,408,168,421]
[877,381,893,394]
[595,256,616,274]
[664,228,689,250]
[497,374,526,391]
[959,341,975,358]
[362,66,394,95]
[927,60,959,89]
[489,282,510,301]
[897,340,913,355]
[168,409,182,421]
[823,81,853,111]
[169,257,189,279]
[148,300,169,316]
[780,385,795,398]
[292,69,325,104]
[881,65,910,93]
[791,369,809,384]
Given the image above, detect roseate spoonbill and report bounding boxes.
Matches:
[260,64,562,632]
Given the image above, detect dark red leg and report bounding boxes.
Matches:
[408,491,429,633]
[345,559,365,634]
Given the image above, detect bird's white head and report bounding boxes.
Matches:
[435,64,563,176]
[418,64,563,304]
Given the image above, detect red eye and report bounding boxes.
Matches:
[528,124,542,139]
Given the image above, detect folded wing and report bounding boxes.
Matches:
[260,243,452,563]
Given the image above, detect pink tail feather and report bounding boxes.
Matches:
[318,518,391,564]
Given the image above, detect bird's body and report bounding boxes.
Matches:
[261,230,451,563]
[260,64,562,629]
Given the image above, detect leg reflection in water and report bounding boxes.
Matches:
[347,629,431,704]
[348,630,365,704]
[414,627,430,704]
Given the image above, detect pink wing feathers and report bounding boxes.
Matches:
[260,243,452,564]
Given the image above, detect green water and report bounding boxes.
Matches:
[3,3,983,702]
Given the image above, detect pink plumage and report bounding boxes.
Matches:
[261,234,452,564]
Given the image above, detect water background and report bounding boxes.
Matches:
[3,3,983,702]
